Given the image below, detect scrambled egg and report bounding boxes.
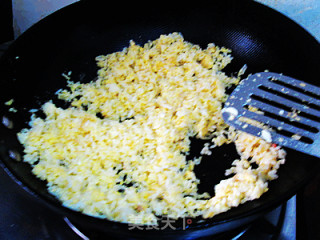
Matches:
[18,33,285,225]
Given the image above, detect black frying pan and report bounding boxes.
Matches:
[0,0,319,239]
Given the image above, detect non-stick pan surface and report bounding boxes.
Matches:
[0,0,319,239]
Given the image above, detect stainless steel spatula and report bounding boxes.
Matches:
[222,72,320,157]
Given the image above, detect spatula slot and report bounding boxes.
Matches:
[248,95,320,132]
[258,85,320,112]
[267,76,320,100]
[244,99,319,133]
[238,115,314,144]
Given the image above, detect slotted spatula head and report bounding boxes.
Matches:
[222,72,320,158]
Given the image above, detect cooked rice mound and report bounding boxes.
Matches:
[18,33,286,225]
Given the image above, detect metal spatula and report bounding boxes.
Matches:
[222,72,320,158]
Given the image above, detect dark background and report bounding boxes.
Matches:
[0,0,14,44]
